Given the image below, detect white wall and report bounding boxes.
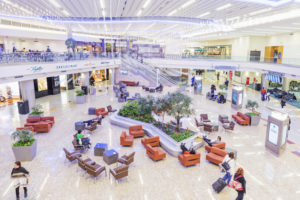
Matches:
[1,37,67,53]
[165,39,183,54]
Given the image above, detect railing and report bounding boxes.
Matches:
[163,54,300,67]
[0,52,120,65]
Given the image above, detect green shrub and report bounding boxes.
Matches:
[29,104,43,116]
[119,100,139,117]
[245,100,259,112]
[246,112,260,116]
[11,129,35,147]
[170,129,193,142]
[75,90,85,96]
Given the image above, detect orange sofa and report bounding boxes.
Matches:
[121,81,138,86]
[232,112,250,125]
[120,131,134,146]
[24,116,54,133]
[178,153,201,167]
[206,147,228,165]
[95,108,109,117]
[146,144,166,161]
[141,136,160,147]
[129,125,145,138]
[205,142,226,153]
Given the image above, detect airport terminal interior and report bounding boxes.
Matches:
[1,0,300,200]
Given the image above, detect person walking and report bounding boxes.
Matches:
[225,79,229,90]
[233,168,246,200]
[261,87,266,101]
[11,161,29,200]
[220,152,235,185]
[281,96,286,108]
[191,74,195,87]
[266,90,270,101]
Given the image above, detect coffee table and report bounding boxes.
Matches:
[94,143,108,156]
[103,149,119,165]
[204,122,219,132]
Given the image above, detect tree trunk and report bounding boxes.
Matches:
[176,117,180,132]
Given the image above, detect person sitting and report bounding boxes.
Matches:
[180,142,196,154]
[75,130,91,148]
[217,94,226,104]
[203,136,221,147]
[156,84,163,91]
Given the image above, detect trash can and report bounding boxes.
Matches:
[81,86,88,95]
[17,100,29,115]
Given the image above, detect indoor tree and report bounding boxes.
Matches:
[167,91,193,131]
[155,95,170,123]
[245,100,259,112]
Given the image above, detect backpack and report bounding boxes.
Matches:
[229,175,243,191]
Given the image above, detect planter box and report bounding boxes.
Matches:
[28,113,44,118]
[76,95,86,104]
[12,140,37,161]
[246,114,261,126]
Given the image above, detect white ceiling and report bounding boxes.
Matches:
[1,0,300,43]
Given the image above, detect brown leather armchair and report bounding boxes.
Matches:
[205,142,226,153]
[107,105,117,113]
[146,144,166,161]
[206,147,228,165]
[232,112,250,125]
[120,131,134,146]
[77,157,95,171]
[85,121,97,132]
[194,117,204,127]
[178,153,201,167]
[129,125,145,137]
[109,164,129,182]
[223,121,235,132]
[72,139,87,151]
[85,163,106,181]
[117,152,135,165]
[141,136,160,147]
[200,114,211,123]
[63,148,81,162]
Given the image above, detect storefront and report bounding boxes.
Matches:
[0,81,20,102]
[59,74,74,90]
[203,45,232,56]
[34,76,61,98]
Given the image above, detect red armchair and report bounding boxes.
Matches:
[232,112,250,125]
[120,131,134,146]
[95,108,109,117]
[206,147,228,165]
[40,116,55,126]
[178,153,201,167]
[24,117,53,133]
[129,125,145,138]
[17,126,34,132]
[141,136,160,147]
[205,142,226,153]
[146,144,166,161]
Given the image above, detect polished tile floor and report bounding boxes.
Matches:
[1,81,300,200]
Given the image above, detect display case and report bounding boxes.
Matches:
[265,111,289,156]
[231,85,243,109]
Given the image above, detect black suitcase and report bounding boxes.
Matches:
[261,96,265,101]
[212,178,227,193]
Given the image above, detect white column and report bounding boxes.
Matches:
[19,80,36,112]
[111,68,115,85]
[282,77,289,92]
[261,73,267,89]
[82,72,90,86]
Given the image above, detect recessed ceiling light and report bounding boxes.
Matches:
[249,8,272,16]
[216,3,232,11]
[137,10,142,16]
[181,0,195,9]
[143,0,151,9]
[197,12,210,18]
[62,10,69,16]
[168,9,177,16]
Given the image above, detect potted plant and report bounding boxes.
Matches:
[11,129,37,161]
[219,84,228,99]
[75,90,86,104]
[245,100,260,126]
[29,104,44,117]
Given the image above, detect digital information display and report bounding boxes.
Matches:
[232,92,237,105]
[268,122,279,145]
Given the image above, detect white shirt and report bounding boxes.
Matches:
[222,155,235,175]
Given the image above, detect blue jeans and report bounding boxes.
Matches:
[222,172,232,185]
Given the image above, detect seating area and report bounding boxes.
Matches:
[95,107,109,117]
[120,131,134,146]
[117,152,135,166]
[232,112,250,125]
[120,81,139,86]
[129,125,145,138]
[146,144,166,161]
[205,142,226,153]
[141,136,160,147]
[142,84,163,93]
[178,153,201,167]
[24,116,55,133]
[206,147,228,165]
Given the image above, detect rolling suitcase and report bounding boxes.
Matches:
[212,178,227,193]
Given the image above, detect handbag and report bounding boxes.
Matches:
[221,159,231,171]
[229,176,243,191]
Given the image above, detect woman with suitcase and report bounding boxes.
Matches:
[220,152,235,185]
[232,168,246,200]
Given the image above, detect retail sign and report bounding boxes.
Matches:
[28,66,43,73]
[268,71,284,77]
[213,65,238,70]
[56,64,77,69]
